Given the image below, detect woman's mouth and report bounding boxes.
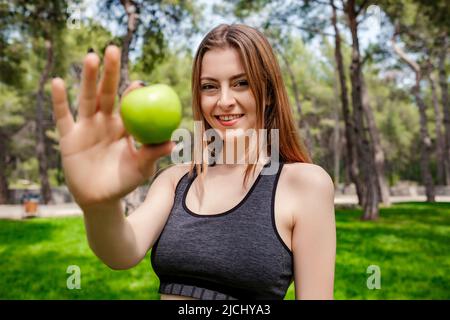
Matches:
[214,114,244,126]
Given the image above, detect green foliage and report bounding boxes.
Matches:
[0,0,446,193]
[0,84,25,128]
[364,71,421,181]
[10,158,40,184]
[139,26,168,74]
[0,39,26,87]
[404,0,449,30]
[98,0,200,75]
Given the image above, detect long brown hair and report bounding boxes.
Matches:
[189,23,311,189]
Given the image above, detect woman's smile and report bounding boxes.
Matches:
[214,113,245,126]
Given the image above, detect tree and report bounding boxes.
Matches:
[0,6,27,203]
[344,0,381,219]
[100,0,200,96]
[381,0,448,199]
[0,85,26,203]
[425,61,446,185]
[4,0,72,204]
[330,0,363,202]
[437,34,450,184]
[391,27,435,202]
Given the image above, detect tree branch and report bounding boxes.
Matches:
[268,18,342,40]
[311,0,344,11]
[391,35,420,75]
[355,0,370,16]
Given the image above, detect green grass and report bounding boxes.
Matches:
[0,202,449,299]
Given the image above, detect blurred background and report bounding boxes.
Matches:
[0,0,449,299]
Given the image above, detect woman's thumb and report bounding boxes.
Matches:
[137,141,175,178]
[138,141,175,163]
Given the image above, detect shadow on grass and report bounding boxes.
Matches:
[0,219,57,245]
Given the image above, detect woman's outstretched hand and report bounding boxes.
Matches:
[51,45,174,207]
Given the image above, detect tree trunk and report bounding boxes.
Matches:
[438,33,450,185]
[361,79,391,206]
[119,0,140,97]
[330,0,364,204]
[413,83,436,202]
[332,69,341,188]
[35,39,54,204]
[0,132,10,204]
[120,0,142,214]
[346,0,379,220]
[428,73,446,185]
[391,33,435,202]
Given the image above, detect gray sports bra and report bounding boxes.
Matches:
[150,160,294,300]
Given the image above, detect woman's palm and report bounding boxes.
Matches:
[51,46,173,206]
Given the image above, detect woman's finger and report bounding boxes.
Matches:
[51,78,74,138]
[97,45,121,115]
[78,53,100,119]
[112,81,146,141]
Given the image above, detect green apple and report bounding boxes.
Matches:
[120,84,182,145]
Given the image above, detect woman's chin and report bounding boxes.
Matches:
[219,128,248,141]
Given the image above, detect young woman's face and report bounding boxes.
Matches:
[200,48,257,139]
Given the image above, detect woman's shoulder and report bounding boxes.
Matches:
[151,163,192,188]
[281,162,334,195]
[280,162,335,223]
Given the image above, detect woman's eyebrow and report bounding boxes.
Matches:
[200,73,246,81]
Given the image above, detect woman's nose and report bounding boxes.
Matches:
[217,89,236,108]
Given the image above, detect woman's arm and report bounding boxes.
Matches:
[289,163,336,300]
[83,165,186,270]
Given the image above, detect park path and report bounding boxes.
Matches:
[1,195,450,220]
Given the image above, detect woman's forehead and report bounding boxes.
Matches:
[201,48,245,79]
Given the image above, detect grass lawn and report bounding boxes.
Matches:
[0,202,449,299]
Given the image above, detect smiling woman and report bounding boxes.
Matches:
[150,24,336,300]
[189,24,312,183]
[50,23,335,302]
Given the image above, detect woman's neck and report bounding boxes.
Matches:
[212,138,269,169]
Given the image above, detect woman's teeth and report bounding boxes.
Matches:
[216,114,244,121]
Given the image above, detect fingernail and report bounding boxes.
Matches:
[87,47,95,53]
[139,81,148,87]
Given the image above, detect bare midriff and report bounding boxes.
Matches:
[160,293,199,300]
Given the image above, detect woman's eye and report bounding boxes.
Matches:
[236,80,248,87]
[201,84,215,90]
[201,80,247,91]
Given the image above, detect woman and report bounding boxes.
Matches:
[51,24,336,300]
